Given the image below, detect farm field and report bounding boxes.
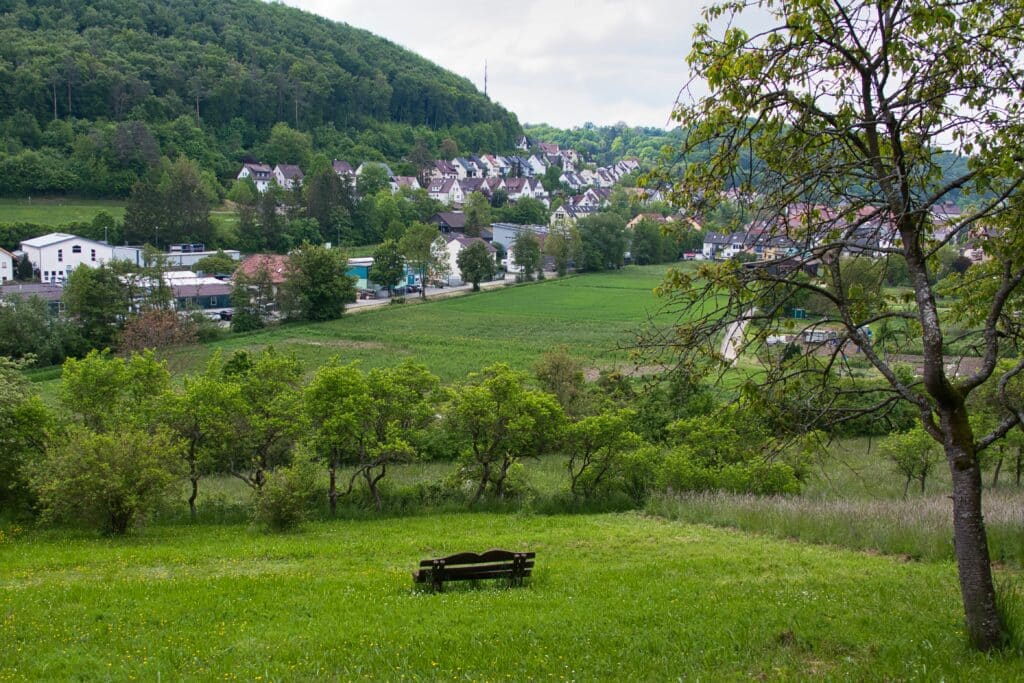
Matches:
[2,512,1020,680]
[30,266,676,401]
[0,197,239,242]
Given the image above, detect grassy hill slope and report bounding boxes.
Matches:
[2,512,1018,679]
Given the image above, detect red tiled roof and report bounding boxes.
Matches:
[235,254,289,284]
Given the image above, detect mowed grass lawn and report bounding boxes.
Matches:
[0,197,126,224]
[164,267,672,382]
[2,513,1017,681]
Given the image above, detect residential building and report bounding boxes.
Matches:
[441,235,497,286]
[701,232,732,260]
[391,176,422,193]
[273,164,304,190]
[430,211,466,234]
[237,162,274,192]
[332,160,355,177]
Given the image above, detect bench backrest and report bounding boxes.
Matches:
[417,549,535,568]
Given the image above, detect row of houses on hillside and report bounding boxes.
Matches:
[560,159,641,191]
[426,176,549,207]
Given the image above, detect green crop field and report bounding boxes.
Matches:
[149,267,669,377]
[0,197,127,224]
[27,265,679,405]
[2,512,1019,681]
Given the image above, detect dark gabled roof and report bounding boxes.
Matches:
[332,160,354,175]
[276,164,304,180]
[703,232,732,245]
[432,212,466,229]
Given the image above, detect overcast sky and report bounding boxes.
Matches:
[280,1,710,129]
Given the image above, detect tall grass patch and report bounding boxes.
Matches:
[649,490,1024,564]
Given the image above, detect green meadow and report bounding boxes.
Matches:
[29,266,676,400]
[3,513,1021,681]
[0,197,127,224]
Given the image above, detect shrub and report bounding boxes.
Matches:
[29,426,184,535]
[618,445,663,505]
[253,455,323,531]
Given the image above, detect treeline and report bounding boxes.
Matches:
[0,0,521,196]
[1,348,814,533]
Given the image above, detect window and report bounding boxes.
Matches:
[210,297,217,307]
[57,249,63,262]
[72,245,82,254]
[90,249,96,262]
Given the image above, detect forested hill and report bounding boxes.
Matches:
[0,0,521,196]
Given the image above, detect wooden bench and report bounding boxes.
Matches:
[412,549,535,592]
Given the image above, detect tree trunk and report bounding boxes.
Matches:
[945,430,1004,650]
[902,475,911,500]
[52,83,58,120]
[329,464,337,516]
[470,462,490,506]
[188,476,199,522]
[991,455,1003,489]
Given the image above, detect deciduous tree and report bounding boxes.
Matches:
[279,243,356,321]
[649,0,1024,649]
[445,364,564,505]
[369,239,406,297]
[456,241,495,291]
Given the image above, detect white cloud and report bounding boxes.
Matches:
[278,0,706,128]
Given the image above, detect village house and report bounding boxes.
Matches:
[0,247,13,283]
[550,204,596,225]
[391,176,422,193]
[273,164,304,190]
[701,232,732,260]
[426,160,459,181]
[20,233,144,284]
[527,154,549,176]
[332,159,355,177]
[430,211,467,234]
[427,178,457,204]
[237,162,274,193]
[441,235,497,286]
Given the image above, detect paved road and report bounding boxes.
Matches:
[345,275,516,313]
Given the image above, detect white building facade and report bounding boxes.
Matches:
[20,233,143,284]
[0,247,13,283]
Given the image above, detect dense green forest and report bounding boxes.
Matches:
[0,0,521,197]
